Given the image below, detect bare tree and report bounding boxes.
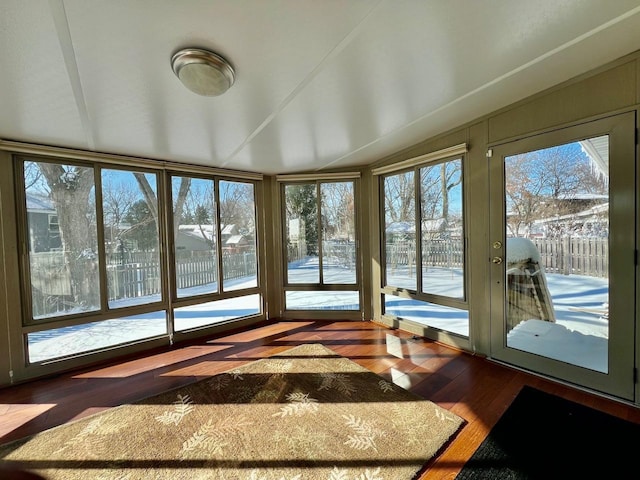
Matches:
[30,163,194,313]
[135,173,192,242]
[420,167,443,221]
[184,180,215,248]
[219,180,255,235]
[38,163,100,310]
[384,171,415,224]
[172,177,192,240]
[505,144,606,237]
[24,162,44,190]
[420,161,462,220]
[321,182,354,241]
[102,176,139,248]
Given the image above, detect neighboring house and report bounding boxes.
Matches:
[176,224,251,253]
[385,218,450,242]
[533,199,609,238]
[222,225,252,253]
[224,234,250,253]
[26,193,61,253]
[176,224,215,251]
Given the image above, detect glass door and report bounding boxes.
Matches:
[489,113,635,400]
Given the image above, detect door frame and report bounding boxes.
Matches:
[488,112,636,401]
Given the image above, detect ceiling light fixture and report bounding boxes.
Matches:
[171,48,235,97]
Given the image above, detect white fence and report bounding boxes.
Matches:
[29,250,257,317]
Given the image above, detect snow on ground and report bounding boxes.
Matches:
[28,259,608,369]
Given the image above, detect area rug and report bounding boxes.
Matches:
[0,344,464,480]
[455,385,640,479]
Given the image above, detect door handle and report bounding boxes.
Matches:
[492,256,503,264]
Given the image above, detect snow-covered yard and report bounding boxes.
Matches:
[28,259,608,370]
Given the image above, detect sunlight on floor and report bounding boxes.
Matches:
[0,404,56,438]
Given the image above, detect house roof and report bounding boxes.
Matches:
[26,194,55,213]
[178,224,215,242]
[221,224,236,235]
[534,202,609,225]
[579,136,609,177]
[386,218,447,234]
[225,235,245,245]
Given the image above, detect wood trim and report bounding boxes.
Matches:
[371,143,467,176]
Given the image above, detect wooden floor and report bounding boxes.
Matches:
[2,319,640,479]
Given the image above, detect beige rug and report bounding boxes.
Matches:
[0,344,464,480]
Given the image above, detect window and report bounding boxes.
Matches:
[420,159,464,299]
[220,180,257,291]
[174,294,260,331]
[18,157,264,364]
[170,174,261,331]
[47,214,60,245]
[378,147,468,336]
[20,159,167,362]
[383,171,416,291]
[102,168,161,308]
[24,160,102,318]
[282,179,359,311]
[172,176,218,298]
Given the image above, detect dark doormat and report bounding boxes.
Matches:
[455,385,640,479]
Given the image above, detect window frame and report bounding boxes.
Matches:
[167,172,262,308]
[17,157,167,328]
[277,174,362,314]
[13,150,265,367]
[375,144,469,315]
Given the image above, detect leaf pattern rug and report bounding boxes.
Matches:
[0,344,464,480]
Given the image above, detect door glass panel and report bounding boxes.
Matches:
[321,182,356,284]
[285,184,319,284]
[172,176,218,298]
[220,180,258,291]
[103,169,161,308]
[383,171,416,290]
[25,161,101,318]
[504,136,609,373]
[420,159,464,299]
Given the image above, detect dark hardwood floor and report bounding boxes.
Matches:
[2,319,640,479]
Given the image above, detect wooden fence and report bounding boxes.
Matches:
[385,237,608,278]
[532,237,607,278]
[28,236,607,317]
[107,250,258,297]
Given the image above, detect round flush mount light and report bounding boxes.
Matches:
[171,48,235,97]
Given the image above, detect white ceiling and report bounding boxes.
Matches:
[2,0,640,176]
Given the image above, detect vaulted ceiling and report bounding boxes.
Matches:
[2,0,640,175]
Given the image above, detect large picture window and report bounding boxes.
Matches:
[18,157,263,365]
